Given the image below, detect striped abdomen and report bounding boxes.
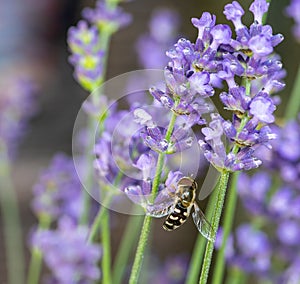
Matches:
[163,201,190,231]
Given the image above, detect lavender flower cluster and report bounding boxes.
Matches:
[217,119,300,283]
[93,0,285,215]
[33,217,101,284]
[31,154,101,283]
[199,0,284,172]
[0,75,37,158]
[150,254,189,284]
[31,154,84,223]
[26,0,297,283]
[67,1,131,91]
[93,100,195,203]
[144,0,284,174]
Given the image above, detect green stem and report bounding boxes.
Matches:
[212,172,239,284]
[88,170,122,241]
[185,178,221,284]
[0,143,25,284]
[129,215,152,284]
[80,115,97,225]
[27,215,51,284]
[198,171,230,284]
[225,267,246,284]
[285,63,300,120]
[112,209,144,284]
[129,111,177,284]
[88,193,113,243]
[101,209,112,284]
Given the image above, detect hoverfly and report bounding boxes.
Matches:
[126,176,215,242]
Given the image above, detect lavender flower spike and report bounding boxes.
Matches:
[67,21,103,91]
[31,154,83,223]
[199,114,263,172]
[32,217,101,283]
[82,1,131,33]
[0,76,37,158]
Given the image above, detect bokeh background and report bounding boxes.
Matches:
[0,0,297,282]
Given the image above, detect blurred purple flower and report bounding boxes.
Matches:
[215,228,235,259]
[150,254,189,284]
[266,120,300,190]
[32,217,101,284]
[234,224,271,274]
[136,8,180,69]
[0,76,37,158]
[32,154,83,222]
[82,0,131,32]
[238,172,271,215]
[283,257,300,284]
[277,220,300,246]
[235,119,300,282]
[286,0,300,42]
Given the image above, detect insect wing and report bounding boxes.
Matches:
[147,202,175,218]
[146,188,175,218]
[192,202,215,242]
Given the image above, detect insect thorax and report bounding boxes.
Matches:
[178,185,196,207]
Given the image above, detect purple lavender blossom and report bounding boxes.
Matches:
[262,120,300,190]
[238,172,271,215]
[94,106,149,189]
[216,224,272,278]
[32,217,101,284]
[196,0,283,173]
[67,20,104,91]
[215,228,235,259]
[149,69,213,127]
[134,107,196,154]
[150,254,189,284]
[277,220,300,246]
[143,0,283,174]
[234,224,271,274]
[32,154,83,222]
[67,1,131,91]
[199,114,262,171]
[94,101,196,202]
[0,76,37,158]
[82,1,131,32]
[136,8,180,69]
[233,119,300,282]
[286,0,300,41]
